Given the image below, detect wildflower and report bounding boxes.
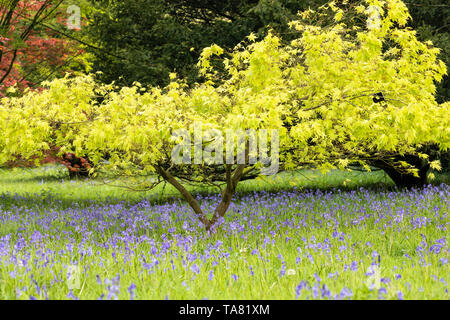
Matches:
[287,269,296,276]
[372,251,379,259]
[328,272,339,279]
[295,281,308,298]
[313,273,321,283]
[190,263,200,275]
[312,283,319,299]
[128,283,136,300]
[279,263,286,277]
[67,290,78,300]
[321,284,331,299]
[378,287,388,299]
[208,270,214,281]
[232,274,238,281]
[339,287,353,299]
[397,291,404,300]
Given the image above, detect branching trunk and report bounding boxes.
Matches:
[206,164,246,231]
[157,164,246,232]
[156,165,209,227]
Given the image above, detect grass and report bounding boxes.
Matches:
[0,166,448,300]
[0,164,405,206]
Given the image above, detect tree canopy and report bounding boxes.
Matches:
[82,0,449,103]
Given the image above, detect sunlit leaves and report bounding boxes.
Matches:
[0,0,447,182]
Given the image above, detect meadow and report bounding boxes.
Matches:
[0,166,448,300]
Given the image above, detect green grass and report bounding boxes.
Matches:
[0,164,407,206]
[0,166,448,300]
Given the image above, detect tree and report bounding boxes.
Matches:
[0,0,84,94]
[83,0,319,87]
[0,0,95,177]
[82,0,449,180]
[1,0,448,231]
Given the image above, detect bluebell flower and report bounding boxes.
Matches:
[312,283,319,299]
[190,263,200,274]
[295,281,308,298]
[378,287,388,299]
[128,283,136,300]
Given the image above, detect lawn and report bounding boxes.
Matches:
[0,166,448,299]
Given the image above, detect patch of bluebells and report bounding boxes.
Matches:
[0,184,448,299]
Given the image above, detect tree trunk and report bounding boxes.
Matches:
[372,155,429,188]
[157,164,246,232]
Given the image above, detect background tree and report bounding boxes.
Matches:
[0,0,90,95]
[84,0,319,87]
[83,1,448,99]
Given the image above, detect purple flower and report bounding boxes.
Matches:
[208,270,214,281]
[397,291,404,300]
[279,263,286,277]
[321,284,331,299]
[295,281,308,298]
[232,274,238,281]
[190,263,200,274]
[67,290,78,300]
[339,287,353,299]
[372,251,379,259]
[312,283,319,299]
[128,283,136,300]
[313,273,321,283]
[378,287,388,299]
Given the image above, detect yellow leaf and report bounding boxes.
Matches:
[430,160,441,171]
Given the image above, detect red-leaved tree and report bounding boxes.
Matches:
[0,0,83,95]
[1,0,92,177]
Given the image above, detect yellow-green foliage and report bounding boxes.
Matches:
[0,0,448,178]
